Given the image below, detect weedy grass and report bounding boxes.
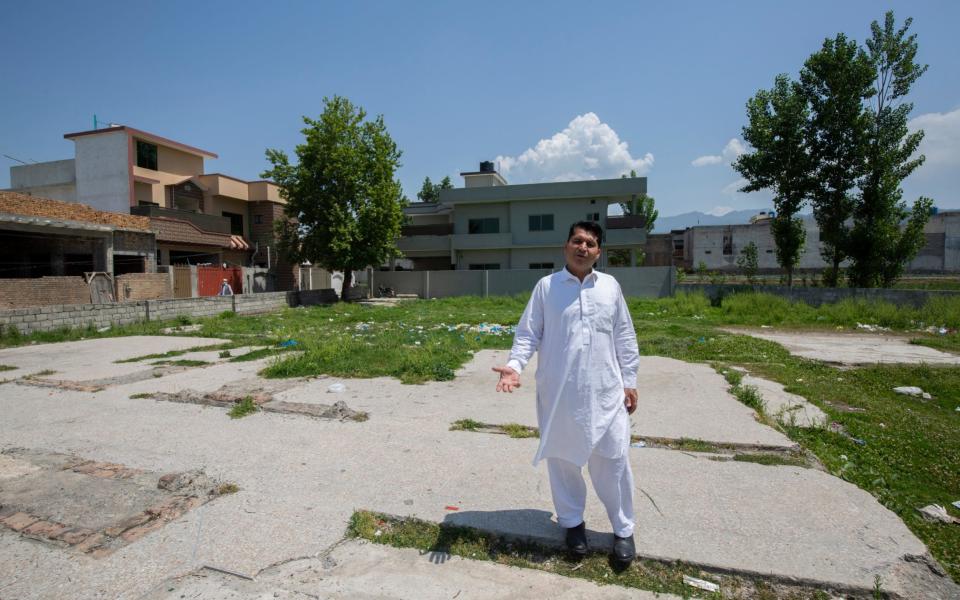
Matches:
[0,364,16,372]
[228,396,259,419]
[129,392,153,399]
[501,423,539,438]
[150,359,211,367]
[449,418,485,431]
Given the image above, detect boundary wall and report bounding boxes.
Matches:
[371,266,676,299]
[0,289,338,335]
[681,283,960,308]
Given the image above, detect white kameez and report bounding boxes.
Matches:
[506,267,640,467]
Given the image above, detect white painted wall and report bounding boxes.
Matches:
[74,131,130,213]
[10,159,76,188]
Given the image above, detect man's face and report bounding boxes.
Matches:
[564,227,601,272]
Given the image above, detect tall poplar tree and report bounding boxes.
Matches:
[264,96,406,300]
[800,34,875,287]
[848,12,933,287]
[734,75,812,287]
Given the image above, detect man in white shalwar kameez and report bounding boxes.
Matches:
[493,221,640,564]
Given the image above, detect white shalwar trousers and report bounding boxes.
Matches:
[546,451,635,538]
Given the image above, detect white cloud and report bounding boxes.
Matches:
[721,178,750,195]
[495,113,653,183]
[706,206,734,216]
[692,138,747,167]
[909,107,960,169]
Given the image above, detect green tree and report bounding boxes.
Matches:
[619,171,658,233]
[736,241,759,285]
[263,96,406,301]
[848,11,933,287]
[800,33,875,287]
[415,175,454,203]
[734,75,812,287]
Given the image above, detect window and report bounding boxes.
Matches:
[529,262,554,269]
[468,218,499,234]
[705,250,712,254]
[528,214,554,231]
[222,211,244,235]
[136,140,158,170]
[586,212,600,222]
[468,263,500,270]
[254,214,263,225]
[722,233,733,255]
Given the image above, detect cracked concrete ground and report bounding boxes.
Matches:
[0,337,957,599]
[722,327,960,366]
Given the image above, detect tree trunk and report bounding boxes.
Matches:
[340,269,353,302]
[786,267,793,288]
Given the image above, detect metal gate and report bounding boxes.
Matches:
[197,265,242,297]
[172,266,193,298]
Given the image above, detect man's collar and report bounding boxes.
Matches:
[562,266,597,283]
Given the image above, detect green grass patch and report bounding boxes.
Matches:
[450,418,485,431]
[348,510,829,599]
[228,396,259,419]
[219,350,231,358]
[129,392,153,399]
[115,344,229,363]
[229,347,279,362]
[26,369,57,378]
[150,359,210,367]
[501,423,539,438]
[0,364,16,372]
[217,483,240,495]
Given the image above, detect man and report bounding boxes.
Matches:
[492,221,639,564]
[218,278,234,296]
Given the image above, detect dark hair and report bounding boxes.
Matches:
[567,221,603,248]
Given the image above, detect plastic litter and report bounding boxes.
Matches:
[917,504,959,524]
[444,505,459,511]
[278,340,298,348]
[97,326,111,332]
[630,441,647,448]
[952,500,960,510]
[683,575,720,592]
[851,438,867,446]
[893,386,931,400]
[327,383,346,393]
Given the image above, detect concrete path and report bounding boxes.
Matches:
[723,328,960,365]
[737,372,828,427]
[142,540,680,600]
[0,340,956,599]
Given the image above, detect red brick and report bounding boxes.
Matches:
[120,519,165,543]
[22,520,68,538]
[104,513,152,537]
[75,533,105,553]
[55,527,95,544]
[1,512,39,531]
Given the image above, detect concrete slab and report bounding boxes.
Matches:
[740,374,828,427]
[0,338,955,599]
[723,328,960,366]
[0,336,229,380]
[143,539,680,600]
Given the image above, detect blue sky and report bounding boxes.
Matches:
[1,1,958,217]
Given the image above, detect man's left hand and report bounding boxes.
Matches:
[624,388,638,415]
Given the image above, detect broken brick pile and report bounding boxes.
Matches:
[0,458,229,559]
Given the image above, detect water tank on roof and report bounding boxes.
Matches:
[479,161,495,173]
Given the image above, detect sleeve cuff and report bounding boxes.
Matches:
[506,359,524,375]
[621,375,637,389]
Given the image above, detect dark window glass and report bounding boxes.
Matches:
[468,218,499,234]
[528,214,554,231]
[468,263,500,270]
[254,215,263,225]
[723,234,733,255]
[586,212,600,222]
[136,141,158,170]
[529,262,554,269]
[223,211,244,235]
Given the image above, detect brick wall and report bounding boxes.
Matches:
[249,201,298,291]
[0,277,89,309]
[0,289,338,334]
[115,273,172,301]
[0,191,150,231]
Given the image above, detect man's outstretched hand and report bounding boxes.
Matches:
[624,388,638,415]
[492,366,521,393]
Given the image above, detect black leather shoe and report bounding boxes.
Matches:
[612,534,635,564]
[565,522,588,557]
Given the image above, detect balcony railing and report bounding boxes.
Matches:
[131,205,232,235]
[607,215,647,230]
[402,223,453,236]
